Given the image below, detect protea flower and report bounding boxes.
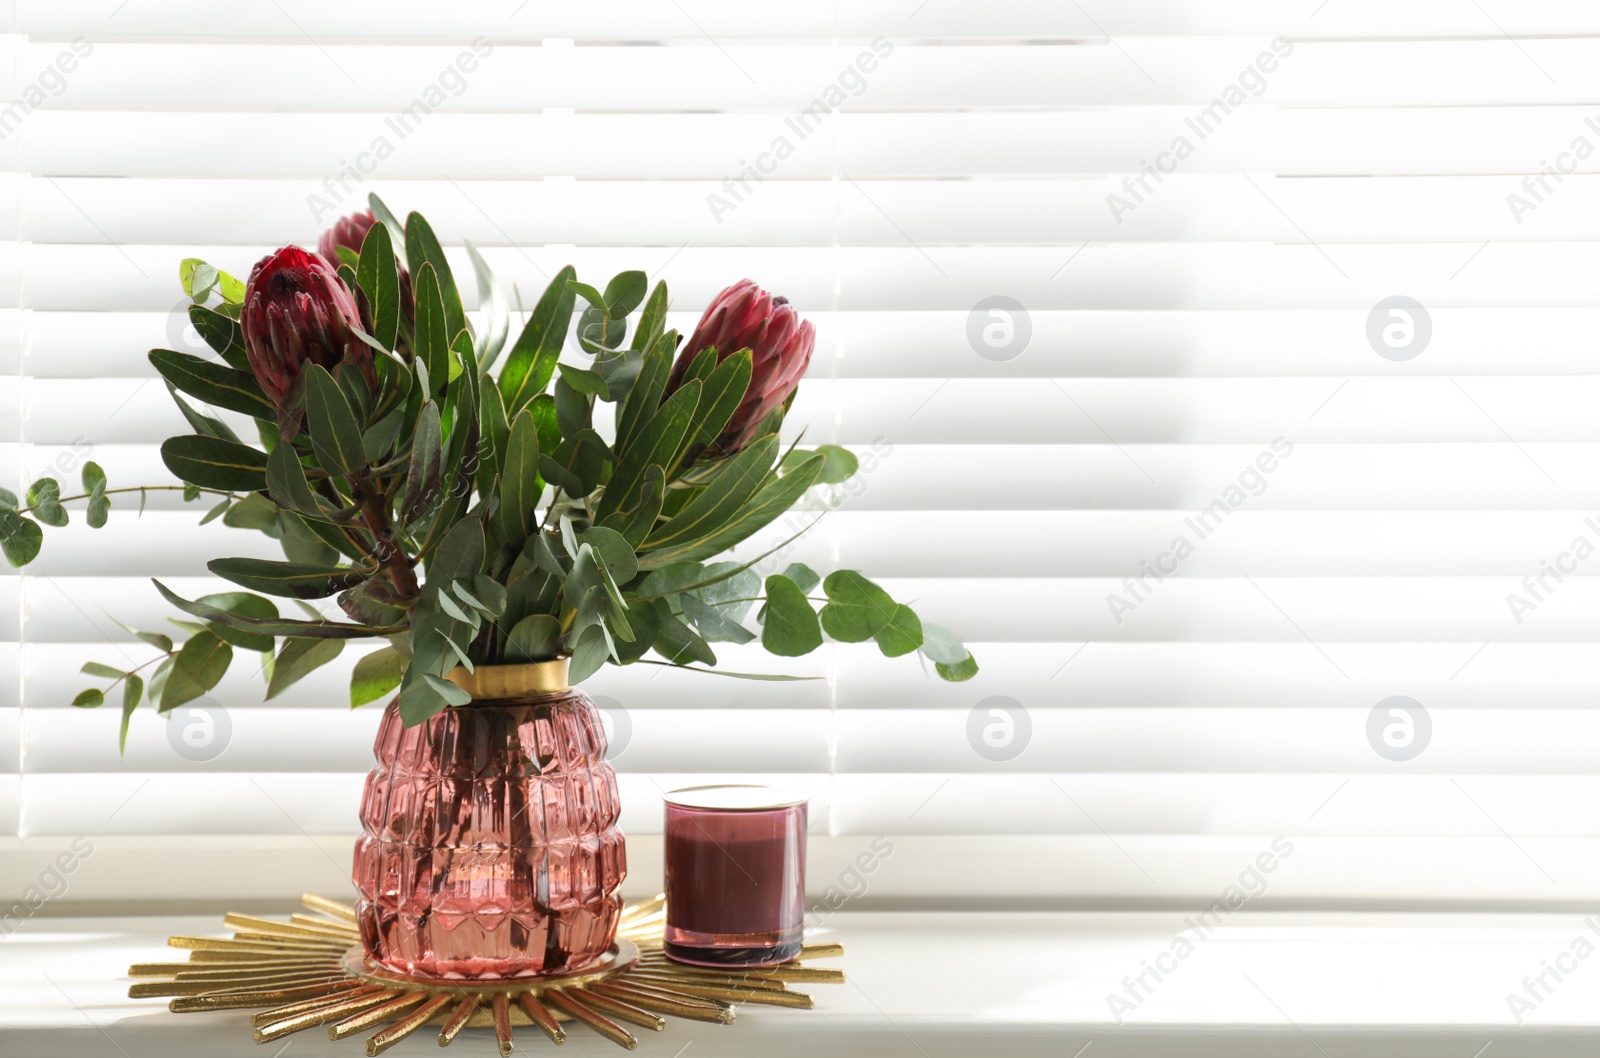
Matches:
[668,279,815,456]
[318,209,415,324]
[241,246,373,410]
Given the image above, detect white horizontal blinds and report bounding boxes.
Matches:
[12,2,1600,903]
[1,30,21,843]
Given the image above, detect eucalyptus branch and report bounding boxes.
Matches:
[19,484,232,516]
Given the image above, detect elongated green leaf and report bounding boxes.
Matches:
[413,263,449,395]
[73,688,104,707]
[935,655,980,682]
[167,386,242,444]
[162,631,233,711]
[630,281,669,353]
[500,265,577,415]
[149,348,275,421]
[616,331,673,453]
[400,402,443,527]
[189,305,249,370]
[405,211,467,342]
[643,435,777,551]
[264,444,320,517]
[476,383,510,498]
[600,464,664,549]
[496,408,542,546]
[355,222,401,351]
[465,239,509,368]
[84,461,110,528]
[762,574,823,656]
[304,365,367,474]
[638,453,824,569]
[690,349,753,453]
[422,672,473,706]
[154,579,401,637]
[266,637,345,699]
[206,557,368,599]
[682,593,754,644]
[597,380,701,522]
[161,434,269,491]
[120,674,144,754]
[351,645,406,706]
[652,607,716,667]
[567,624,612,684]
[196,591,280,652]
[81,661,125,679]
[784,444,859,485]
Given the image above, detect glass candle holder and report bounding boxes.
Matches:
[663,785,807,967]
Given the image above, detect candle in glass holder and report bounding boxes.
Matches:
[662,785,807,967]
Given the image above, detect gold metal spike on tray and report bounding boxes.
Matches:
[129,892,842,1053]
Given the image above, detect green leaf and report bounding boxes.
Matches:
[206,557,367,599]
[603,270,649,318]
[28,478,67,527]
[505,614,562,663]
[567,624,612,684]
[557,362,610,400]
[600,464,665,549]
[154,579,399,640]
[404,211,467,343]
[81,661,125,679]
[638,452,824,569]
[162,631,233,710]
[422,672,472,706]
[682,593,754,645]
[134,630,174,652]
[784,444,858,485]
[167,385,243,444]
[196,591,280,653]
[496,408,543,546]
[643,435,777,553]
[0,510,42,566]
[500,265,577,415]
[464,240,510,369]
[161,434,269,491]
[189,305,250,371]
[399,401,443,527]
[217,270,245,305]
[917,623,968,665]
[873,604,924,657]
[819,570,899,643]
[351,646,406,707]
[427,517,486,586]
[580,525,638,583]
[781,562,820,595]
[180,257,217,299]
[653,608,717,667]
[935,654,980,682]
[266,637,346,699]
[368,194,409,265]
[304,365,367,475]
[82,460,108,530]
[476,383,510,498]
[597,379,701,522]
[413,263,450,396]
[265,443,323,516]
[223,491,281,532]
[356,221,401,351]
[149,348,275,421]
[689,349,754,453]
[120,675,144,754]
[631,281,669,353]
[616,331,674,453]
[72,688,104,707]
[762,574,823,656]
[199,497,231,525]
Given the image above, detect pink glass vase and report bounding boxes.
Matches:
[352,667,625,979]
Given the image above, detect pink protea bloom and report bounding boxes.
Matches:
[668,279,815,455]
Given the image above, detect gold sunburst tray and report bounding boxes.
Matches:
[127,893,843,1054]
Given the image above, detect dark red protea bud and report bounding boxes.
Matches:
[317,210,415,326]
[317,210,377,268]
[668,279,815,456]
[241,246,374,410]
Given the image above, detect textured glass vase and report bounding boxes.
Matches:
[352,668,626,980]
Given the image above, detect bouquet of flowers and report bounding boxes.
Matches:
[3,198,976,746]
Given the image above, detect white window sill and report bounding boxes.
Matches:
[2,911,1593,1055]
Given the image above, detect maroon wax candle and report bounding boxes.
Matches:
[663,785,808,967]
